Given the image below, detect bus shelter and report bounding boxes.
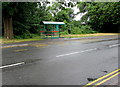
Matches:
[40,21,65,39]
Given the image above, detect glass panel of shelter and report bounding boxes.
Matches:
[40,25,59,39]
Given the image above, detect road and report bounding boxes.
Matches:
[1,35,119,86]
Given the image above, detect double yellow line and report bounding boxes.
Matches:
[83,69,120,87]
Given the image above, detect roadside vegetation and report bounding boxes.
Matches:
[1,33,118,44]
[1,2,120,43]
[1,37,43,44]
[61,33,119,38]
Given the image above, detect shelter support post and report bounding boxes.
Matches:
[56,25,60,38]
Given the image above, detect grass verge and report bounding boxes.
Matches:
[61,33,119,38]
[1,33,119,44]
[1,37,43,44]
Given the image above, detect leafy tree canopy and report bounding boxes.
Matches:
[77,2,120,32]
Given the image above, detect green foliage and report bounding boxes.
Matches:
[48,2,76,22]
[14,33,40,39]
[2,2,39,38]
[77,2,120,33]
[71,25,98,34]
[2,2,17,17]
[14,35,22,39]
[2,2,53,39]
[3,2,106,39]
[60,30,68,35]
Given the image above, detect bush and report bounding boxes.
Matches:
[14,35,22,39]
[0,36,3,39]
[21,33,30,39]
[71,25,98,34]
[14,33,40,39]
[30,34,40,38]
[60,30,68,35]
[60,25,98,35]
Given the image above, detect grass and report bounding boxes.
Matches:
[1,36,43,44]
[1,33,119,44]
[61,33,119,38]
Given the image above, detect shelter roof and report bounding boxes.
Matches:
[43,21,65,25]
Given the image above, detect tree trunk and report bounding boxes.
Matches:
[3,16,13,39]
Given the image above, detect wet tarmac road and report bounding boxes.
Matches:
[1,36,119,85]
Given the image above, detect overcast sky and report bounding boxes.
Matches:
[72,6,86,21]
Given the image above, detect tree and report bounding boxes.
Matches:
[2,2,38,39]
[13,2,38,38]
[48,2,76,22]
[2,2,17,39]
[77,2,120,32]
[46,2,76,32]
[30,2,53,35]
[54,8,74,22]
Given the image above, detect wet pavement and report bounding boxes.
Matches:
[1,35,119,85]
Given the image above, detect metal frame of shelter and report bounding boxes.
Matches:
[39,21,65,39]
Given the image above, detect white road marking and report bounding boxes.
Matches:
[109,44,120,48]
[56,48,98,57]
[0,62,25,69]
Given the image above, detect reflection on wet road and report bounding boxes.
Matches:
[2,36,119,85]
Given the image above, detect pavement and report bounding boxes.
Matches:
[1,35,120,86]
